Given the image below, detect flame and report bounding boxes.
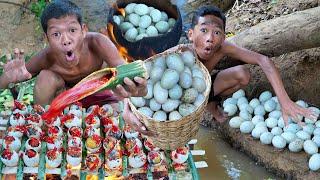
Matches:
[106,23,134,62]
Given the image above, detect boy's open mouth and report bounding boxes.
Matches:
[66,51,75,61]
[204,47,212,54]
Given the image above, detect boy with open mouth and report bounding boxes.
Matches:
[0,0,152,135]
[183,6,317,125]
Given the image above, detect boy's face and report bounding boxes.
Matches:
[188,15,225,61]
[46,15,87,67]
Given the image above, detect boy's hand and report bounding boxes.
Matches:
[122,99,156,137]
[113,77,147,98]
[281,99,318,126]
[2,48,32,85]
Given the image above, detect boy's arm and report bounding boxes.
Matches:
[0,48,49,89]
[91,33,126,67]
[25,48,51,76]
[222,41,317,125]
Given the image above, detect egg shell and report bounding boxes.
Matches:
[281,132,297,144]
[237,97,248,107]
[305,107,320,124]
[264,99,276,112]
[268,110,282,119]
[166,53,184,73]
[232,89,245,99]
[271,127,283,136]
[304,140,318,155]
[288,138,304,152]
[254,105,266,116]
[314,128,320,136]
[182,88,198,104]
[240,121,254,133]
[296,130,311,140]
[239,111,252,121]
[149,98,161,111]
[146,26,158,36]
[134,4,150,16]
[169,111,182,121]
[251,126,268,139]
[169,85,183,100]
[153,82,168,104]
[155,21,169,33]
[309,153,320,171]
[252,115,264,125]
[272,135,286,149]
[192,77,206,93]
[179,72,192,89]
[223,98,238,107]
[125,3,137,14]
[312,135,320,147]
[259,91,272,102]
[130,97,146,107]
[138,107,154,118]
[249,98,260,109]
[229,116,244,129]
[153,111,167,121]
[265,117,278,128]
[162,99,180,112]
[181,50,195,68]
[144,81,153,99]
[150,9,162,23]
[303,124,315,135]
[160,69,180,89]
[178,103,196,117]
[260,132,274,145]
[223,104,238,116]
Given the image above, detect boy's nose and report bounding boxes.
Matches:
[206,34,214,43]
[63,41,71,46]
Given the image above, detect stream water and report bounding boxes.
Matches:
[195,126,278,179]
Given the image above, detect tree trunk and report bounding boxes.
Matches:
[180,0,236,12]
[216,6,320,69]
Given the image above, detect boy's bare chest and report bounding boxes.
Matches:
[201,53,224,72]
[50,56,103,83]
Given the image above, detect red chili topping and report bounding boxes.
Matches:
[101,117,113,126]
[45,136,55,144]
[60,114,75,125]
[86,155,100,171]
[2,149,13,160]
[25,114,40,123]
[85,115,96,125]
[48,126,59,135]
[26,149,37,158]
[14,113,24,119]
[47,149,57,160]
[149,151,159,160]
[92,134,102,144]
[176,147,187,155]
[68,147,82,157]
[33,104,45,114]
[4,136,15,144]
[69,127,82,137]
[14,100,26,110]
[29,137,40,147]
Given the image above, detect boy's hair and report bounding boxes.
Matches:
[191,6,226,31]
[40,0,83,34]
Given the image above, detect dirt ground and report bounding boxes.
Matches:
[0,0,45,56]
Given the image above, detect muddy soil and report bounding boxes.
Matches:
[0,0,45,55]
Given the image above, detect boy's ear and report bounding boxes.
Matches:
[187,29,193,42]
[82,24,88,33]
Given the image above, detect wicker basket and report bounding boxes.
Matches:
[128,44,212,150]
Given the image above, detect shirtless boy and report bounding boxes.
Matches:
[187,6,317,125]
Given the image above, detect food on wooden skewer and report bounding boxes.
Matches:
[85,154,101,172]
[85,115,100,128]
[68,126,83,138]
[3,135,21,151]
[83,126,100,138]
[68,137,82,148]
[101,116,119,129]
[25,113,43,127]
[9,112,25,126]
[107,125,122,139]
[46,136,63,150]
[46,148,62,168]
[85,134,102,153]
[48,126,63,138]
[99,104,114,117]
[66,147,82,167]
[1,148,19,167]
[86,105,99,116]
[7,125,25,138]
[105,149,122,170]
[25,137,41,152]
[125,138,143,154]
[147,151,164,166]
[128,150,147,168]
[171,146,189,164]
[23,149,40,167]
[26,124,43,138]
[31,104,45,115]
[62,114,81,129]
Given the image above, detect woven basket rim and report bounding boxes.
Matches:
[129,44,212,124]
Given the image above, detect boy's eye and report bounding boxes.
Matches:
[214,31,221,35]
[200,28,207,33]
[70,28,77,33]
[52,32,61,37]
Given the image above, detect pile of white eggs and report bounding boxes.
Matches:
[113,3,176,42]
[130,51,207,122]
[224,89,320,171]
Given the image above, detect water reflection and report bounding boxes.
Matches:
[195,126,279,180]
